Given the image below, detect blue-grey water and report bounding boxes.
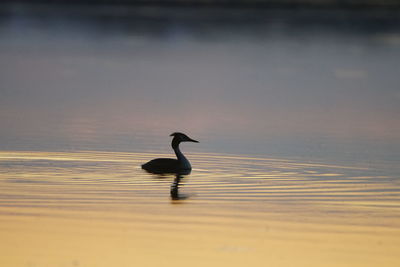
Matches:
[1,5,399,164]
[0,5,399,267]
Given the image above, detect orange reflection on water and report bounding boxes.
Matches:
[0,151,399,266]
[1,208,399,267]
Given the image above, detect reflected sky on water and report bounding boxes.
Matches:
[0,5,399,165]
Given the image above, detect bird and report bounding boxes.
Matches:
[141,132,199,174]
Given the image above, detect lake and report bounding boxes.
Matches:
[0,4,399,267]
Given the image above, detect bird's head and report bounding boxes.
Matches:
[170,132,199,148]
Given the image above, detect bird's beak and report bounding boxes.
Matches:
[188,137,199,143]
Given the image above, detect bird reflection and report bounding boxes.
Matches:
[170,170,190,200]
[143,169,191,201]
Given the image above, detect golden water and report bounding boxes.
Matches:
[1,150,399,267]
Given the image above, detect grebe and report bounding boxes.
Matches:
[141,132,198,174]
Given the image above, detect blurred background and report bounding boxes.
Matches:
[1,0,399,165]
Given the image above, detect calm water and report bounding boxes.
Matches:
[0,4,400,267]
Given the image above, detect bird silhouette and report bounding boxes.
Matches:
[141,132,198,174]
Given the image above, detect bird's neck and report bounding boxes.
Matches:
[173,144,191,169]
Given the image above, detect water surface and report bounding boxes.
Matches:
[0,5,400,267]
[0,150,399,266]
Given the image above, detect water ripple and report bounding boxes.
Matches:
[0,150,399,227]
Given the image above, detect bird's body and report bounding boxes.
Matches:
[141,158,180,174]
[141,132,198,174]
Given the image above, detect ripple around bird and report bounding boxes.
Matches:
[0,151,399,223]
